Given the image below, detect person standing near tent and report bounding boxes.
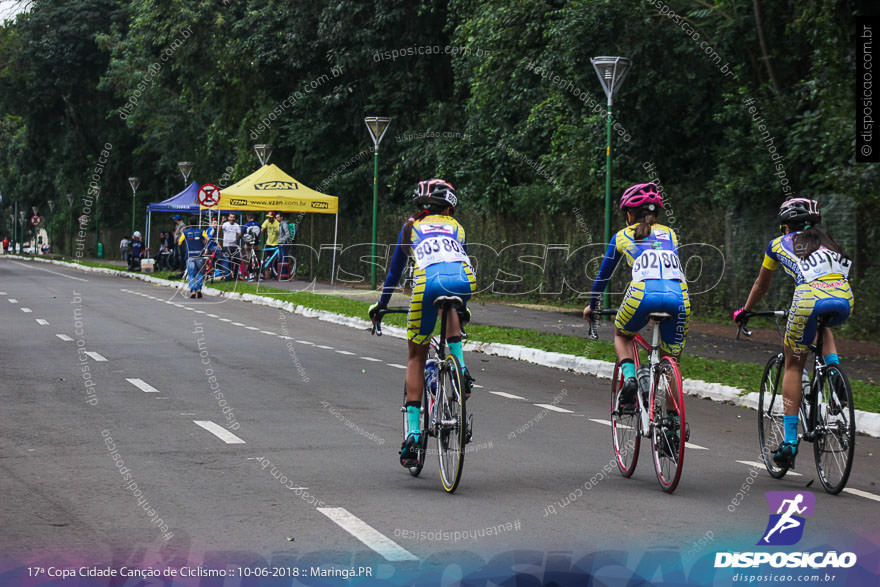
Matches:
[276,212,291,273]
[221,213,242,280]
[261,211,280,273]
[178,216,209,298]
[171,215,186,270]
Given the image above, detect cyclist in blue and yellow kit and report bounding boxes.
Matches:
[369,179,476,466]
[583,182,691,413]
[734,198,853,468]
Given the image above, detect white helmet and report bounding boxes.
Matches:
[133,231,142,238]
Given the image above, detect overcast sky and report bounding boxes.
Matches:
[0,0,28,22]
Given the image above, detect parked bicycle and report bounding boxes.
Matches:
[737,310,855,494]
[371,296,472,493]
[590,308,688,493]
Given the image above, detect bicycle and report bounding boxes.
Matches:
[589,308,688,493]
[371,296,471,493]
[737,310,855,494]
[257,245,296,282]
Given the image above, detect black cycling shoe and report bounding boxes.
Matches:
[660,411,688,457]
[617,377,638,412]
[773,442,798,468]
[399,432,421,467]
[463,368,475,399]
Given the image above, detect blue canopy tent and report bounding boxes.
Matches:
[144,181,232,252]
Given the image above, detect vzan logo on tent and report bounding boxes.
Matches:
[255,181,299,190]
[230,199,248,206]
[713,491,857,570]
[311,202,329,209]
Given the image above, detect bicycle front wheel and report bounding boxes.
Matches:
[758,353,788,478]
[611,358,640,477]
[813,365,855,494]
[650,357,686,493]
[436,355,466,493]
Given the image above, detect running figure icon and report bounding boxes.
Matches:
[758,491,815,546]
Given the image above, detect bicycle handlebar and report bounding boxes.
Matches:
[587,308,619,340]
[735,309,787,339]
[370,307,408,336]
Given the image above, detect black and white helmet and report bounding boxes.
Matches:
[412,178,457,210]
[778,198,820,228]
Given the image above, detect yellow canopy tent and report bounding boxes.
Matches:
[205,164,341,284]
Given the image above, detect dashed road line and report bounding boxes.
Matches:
[534,403,573,413]
[20,307,32,313]
[843,487,880,502]
[8,298,17,303]
[317,345,334,350]
[231,322,245,327]
[736,460,802,477]
[317,507,417,562]
[361,357,382,362]
[11,260,87,281]
[84,351,108,362]
[336,350,355,355]
[193,420,246,444]
[260,330,276,335]
[126,378,161,393]
[245,326,260,331]
[297,340,315,345]
[35,319,49,325]
[490,391,526,400]
[56,334,74,342]
[387,363,407,370]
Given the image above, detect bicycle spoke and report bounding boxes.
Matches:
[813,367,855,494]
[758,354,788,479]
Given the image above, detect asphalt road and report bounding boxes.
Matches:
[1,257,878,583]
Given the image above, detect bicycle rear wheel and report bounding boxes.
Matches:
[611,358,640,477]
[436,355,466,493]
[401,386,428,477]
[758,353,788,478]
[812,365,855,494]
[650,357,686,493]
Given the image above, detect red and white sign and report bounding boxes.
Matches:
[78,215,90,227]
[30,215,41,226]
[198,184,221,208]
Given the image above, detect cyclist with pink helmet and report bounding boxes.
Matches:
[583,182,691,412]
[733,198,853,468]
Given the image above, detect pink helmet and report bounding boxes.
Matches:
[619,182,663,210]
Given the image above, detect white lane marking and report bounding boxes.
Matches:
[387,363,407,370]
[126,378,160,393]
[473,384,484,389]
[589,418,634,430]
[206,314,219,318]
[84,351,108,362]
[56,334,74,342]
[686,442,708,450]
[489,391,526,400]
[21,307,32,313]
[11,260,88,281]
[534,403,573,413]
[192,310,205,314]
[8,298,17,303]
[245,326,260,331]
[843,487,880,502]
[736,460,802,477]
[0,291,6,295]
[193,420,246,444]
[297,340,315,345]
[335,350,355,355]
[361,356,382,362]
[35,319,49,325]
[219,318,232,322]
[231,322,245,327]
[260,330,275,335]
[316,344,334,350]
[317,507,417,562]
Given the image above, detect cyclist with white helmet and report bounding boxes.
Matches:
[734,198,853,468]
[583,182,691,413]
[369,178,476,467]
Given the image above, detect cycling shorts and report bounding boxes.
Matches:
[615,279,691,355]
[785,279,853,354]
[408,262,476,344]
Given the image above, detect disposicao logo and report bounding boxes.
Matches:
[714,491,857,570]
[760,491,814,546]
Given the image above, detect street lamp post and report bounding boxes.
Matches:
[364,116,391,290]
[94,189,101,257]
[31,206,38,255]
[591,55,631,310]
[18,210,25,254]
[47,200,54,253]
[128,177,140,235]
[177,161,194,184]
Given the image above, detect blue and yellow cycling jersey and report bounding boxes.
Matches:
[762,233,852,285]
[380,215,476,344]
[589,223,690,354]
[589,223,684,310]
[762,232,853,353]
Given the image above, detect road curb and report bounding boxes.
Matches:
[11,255,880,438]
